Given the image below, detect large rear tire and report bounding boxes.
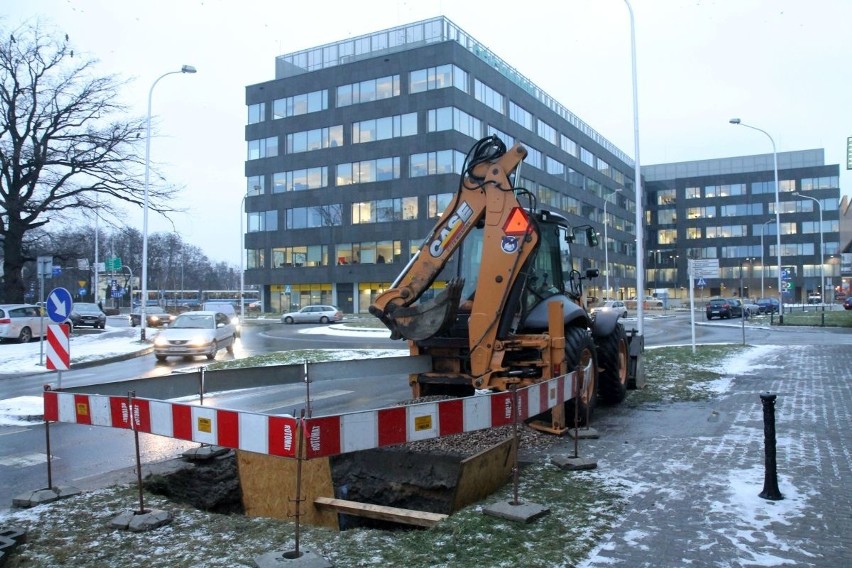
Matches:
[564,327,598,427]
[596,324,629,404]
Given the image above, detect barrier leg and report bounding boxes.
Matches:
[553,367,598,471]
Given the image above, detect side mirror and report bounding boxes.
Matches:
[586,227,599,247]
[586,269,600,279]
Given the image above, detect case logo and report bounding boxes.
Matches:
[430,201,474,257]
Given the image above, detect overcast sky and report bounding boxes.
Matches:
[3,0,851,266]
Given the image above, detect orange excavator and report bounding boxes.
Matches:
[370,136,643,428]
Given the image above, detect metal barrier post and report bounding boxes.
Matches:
[573,365,581,458]
[129,390,147,514]
[44,385,53,490]
[759,392,783,501]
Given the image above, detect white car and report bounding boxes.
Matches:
[281,305,343,324]
[591,300,628,319]
[153,311,237,361]
[0,304,46,343]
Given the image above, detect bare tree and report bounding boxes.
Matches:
[0,22,178,302]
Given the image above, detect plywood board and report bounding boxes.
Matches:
[314,497,447,528]
[237,450,339,530]
[451,436,517,512]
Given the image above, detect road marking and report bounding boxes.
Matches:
[0,452,50,467]
[252,389,354,413]
[0,427,31,437]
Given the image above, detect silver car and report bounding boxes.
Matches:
[153,311,237,361]
[281,305,343,324]
[0,304,46,343]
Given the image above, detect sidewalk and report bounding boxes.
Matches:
[578,343,851,567]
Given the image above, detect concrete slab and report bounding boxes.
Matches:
[110,509,173,532]
[11,486,81,508]
[254,548,333,568]
[483,501,550,523]
[182,445,230,461]
[568,427,600,439]
[552,455,598,471]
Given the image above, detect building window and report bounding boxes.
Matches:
[247,249,265,269]
[272,89,328,119]
[337,157,401,185]
[272,245,329,268]
[428,193,453,218]
[545,157,564,177]
[352,197,418,224]
[353,113,417,143]
[685,227,702,240]
[247,137,278,160]
[657,209,677,224]
[508,101,533,131]
[410,64,468,94]
[428,107,482,139]
[248,210,278,232]
[657,189,676,205]
[337,75,400,107]
[247,175,265,195]
[285,125,343,153]
[706,225,748,238]
[336,240,402,265]
[488,125,514,148]
[286,204,343,229]
[525,145,542,169]
[721,203,763,216]
[560,135,578,157]
[657,229,677,245]
[800,176,838,190]
[474,79,505,114]
[273,167,328,193]
[705,184,745,198]
[247,102,265,124]
[687,206,716,219]
[409,150,465,178]
[580,147,595,168]
[538,121,558,146]
[685,186,701,199]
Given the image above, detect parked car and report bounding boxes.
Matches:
[705,298,743,320]
[153,311,237,361]
[844,297,852,311]
[248,300,264,312]
[130,307,175,328]
[67,302,107,329]
[756,297,780,314]
[132,299,161,310]
[0,304,46,343]
[281,305,343,324]
[741,299,761,318]
[807,294,822,305]
[591,300,628,319]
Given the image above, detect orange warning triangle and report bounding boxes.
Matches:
[503,207,530,236]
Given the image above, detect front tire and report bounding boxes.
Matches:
[284,316,294,324]
[155,354,167,362]
[597,324,629,405]
[564,327,598,427]
[320,316,329,324]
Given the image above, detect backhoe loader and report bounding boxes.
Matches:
[370,136,643,429]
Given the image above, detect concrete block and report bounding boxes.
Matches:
[110,509,173,532]
[183,445,230,461]
[254,548,333,568]
[483,500,550,523]
[11,486,81,508]
[552,455,598,471]
[568,427,600,439]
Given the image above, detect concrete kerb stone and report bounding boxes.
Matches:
[254,549,333,568]
[110,509,173,532]
[568,427,600,439]
[11,485,81,508]
[551,455,598,471]
[484,500,550,523]
[182,445,230,461]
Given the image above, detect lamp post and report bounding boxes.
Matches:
[793,192,824,303]
[141,65,197,341]
[729,118,783,321]
[603,187,623,301]
[624,0,645,336]
[760,219,775,298]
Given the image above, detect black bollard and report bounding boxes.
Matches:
[758,392,783,500]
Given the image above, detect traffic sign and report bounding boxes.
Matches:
[37,256,53,278]
[689,258,720,279]
[697,277,706,288]
[46,324,71,370]
[46,287,74,324]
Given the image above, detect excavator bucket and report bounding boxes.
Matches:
[384,278,464,341]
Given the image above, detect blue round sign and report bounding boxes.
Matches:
[47,287,74,324]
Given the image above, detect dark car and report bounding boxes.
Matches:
[67,302,107,329]
[844,297,852,311]
[756,297,780,314]
[705,298,743,320]
[130,307,175,328]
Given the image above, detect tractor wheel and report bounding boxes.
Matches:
[596,323,629,404]
[564,327,598,427]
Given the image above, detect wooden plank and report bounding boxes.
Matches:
[314,497,447,528]
[451,436,517,512]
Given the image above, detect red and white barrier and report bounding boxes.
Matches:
[46,324,70,371]
[43,371,575,461]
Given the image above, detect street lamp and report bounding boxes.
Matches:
[729,118,783,320]
[624,0,645,336]
[141,64,197,340]
[793,192,824,303]
[760,219,776,298]
[603,187,623,300]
